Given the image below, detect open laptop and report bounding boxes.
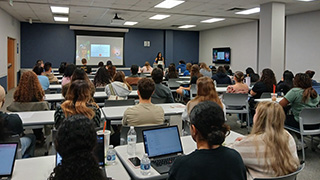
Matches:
[0,142,18,180]
[142,126,183,174]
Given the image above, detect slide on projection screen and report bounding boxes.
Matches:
[76,35,124,66]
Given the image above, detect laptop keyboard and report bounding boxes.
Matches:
[151,156,178,167]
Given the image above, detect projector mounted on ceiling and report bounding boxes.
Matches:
[111,13,125,25]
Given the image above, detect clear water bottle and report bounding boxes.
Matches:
[106,145,116,165]
[178,68,181,74]
[140,153,151,176]
[127,126,137,156]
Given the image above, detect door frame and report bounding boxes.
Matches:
[7,37,16,91]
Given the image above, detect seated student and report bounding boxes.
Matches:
[7,71,49,143]
[183,63,192,76]
[151,68,174,103]
[305,70,318,86]
[43,62,58,84]
[0,86,36,158]
[246,67,260,83]
[230,101,299,179]
[165,64,179,81]
[33,65,49,91]
[93,67,111,88]
[49,115,107,180]
[169,101,247,180]
[226,71,249,94]
[108,65,116,78]
[106,60,113,69]
[58,62,67,74]
[105,71,132,100]
[211,66,232,85]
[140,61,153,74]
[122,78,164,126]
[199,62,212,77]
[177,64,203,97]
[55,80,101,129]
[224,65,233,76]
[126,65,141,86]
[176,60,186,73]
[80,58,92,74]
[250,68,276,99]
[279,73,320,149]
[277,70,294,95]
[98,61,104,68]
[36,59,44,68]
[61,64,76,86]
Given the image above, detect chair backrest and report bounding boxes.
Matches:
[131,85,138,90]
[7,101,50,112]
[104,99,135,107]
[253,163,305,180]
[222,93,248,107]
[167,78,181,89]
[95,87,105,92]
[260,92,271,98]
[299,107,320,127]
[190,84,197,100]
[120,124,168,144]
[151,98,167,104]
[216,84,229,87]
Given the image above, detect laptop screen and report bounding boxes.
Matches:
[143,126,183,158]
[0,143,18,177]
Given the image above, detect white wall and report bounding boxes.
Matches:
[286,10,320,80]
[199,21,258,73]
[0,8,21,80]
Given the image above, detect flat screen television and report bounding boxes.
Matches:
[212,47,231,64]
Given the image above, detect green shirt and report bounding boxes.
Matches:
[284,88,320,121]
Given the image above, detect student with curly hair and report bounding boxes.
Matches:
[169,101,246,180]
[93,67,111,88]
[54,80,101,129]
[49,115,107,180]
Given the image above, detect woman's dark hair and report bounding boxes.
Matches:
[293,73,318,103]
[59,62,67,74]
[246,67,255,75]
[260,68,276,91]
[216,66,226,74]
[189,101,230,147]
[49,115,105,180]
[33,66,43,75]
[283,70,294,88]
[167,64,178,79]
[234,71,244,82]
[93,67,111,87]
[72,68,88,81]
[98,61,104,68]
[106,60,112,66]
[108,65,116,79]
[156,52,162,58]
[63,64,77,78]
[305,70,315,79]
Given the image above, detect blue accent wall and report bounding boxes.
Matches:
[21,23,199,68]
[0,76,7,92]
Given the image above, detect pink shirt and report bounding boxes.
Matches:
[61,76,71,86]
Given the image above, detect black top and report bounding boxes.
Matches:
[249,73,260,83]
[251,81,272,99]
[276,81,293,95]
[0,111,23,136]
[212,73,232,85]
[168,146,247,180]
[81,65,92,74]
[190,76,198,84]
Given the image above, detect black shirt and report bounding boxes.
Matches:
[81,65,92,74]
[168,146,247,180]
[190,76,198,85]
[0,111,23,135]
[251,81,273,99]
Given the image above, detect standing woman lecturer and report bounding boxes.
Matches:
[154,52,165,66]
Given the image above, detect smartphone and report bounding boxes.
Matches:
[56,152,62,166]
[128,157,141,167]
[94,134,105,166]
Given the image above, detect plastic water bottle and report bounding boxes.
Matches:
[140,153,151,175]
[106,145,116,165]
[127,126,137,156]
[178,68,181,74]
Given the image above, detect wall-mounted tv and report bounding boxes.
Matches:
[212,47,231,64]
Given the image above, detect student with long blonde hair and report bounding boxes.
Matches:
[230,101,299,179]
[54,80,101,128]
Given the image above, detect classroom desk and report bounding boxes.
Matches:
[115,131,243,180]
[44,91,139,102]
[254,97,283,102]
[12,155,130,180]
[14,110,55,126]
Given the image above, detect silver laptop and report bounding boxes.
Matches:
[142,126,183,174]
[0,142,18,180]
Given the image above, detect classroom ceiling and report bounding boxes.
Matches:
[0,0,320,31]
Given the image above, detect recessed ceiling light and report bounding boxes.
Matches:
[297,0,315,1]
[236,7,260,15]
[124,21,138,26]
[155,0,185,9]
[50,6,69,14]
[54,16,69,22]
[201,18,225,23]
[178,25,196,29]
[149,14,170,20]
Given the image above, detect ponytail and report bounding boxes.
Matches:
[302,87,318,103]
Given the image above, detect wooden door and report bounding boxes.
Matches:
[7,38,15,90]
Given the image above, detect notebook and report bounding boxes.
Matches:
[142,126,183,174]
[0,142,18,180]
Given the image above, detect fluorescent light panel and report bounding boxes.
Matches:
[297,0,315,1]
[155,0,185,9]
[149,14,170,20]
[178,25,196,29]
[54,16,69,22]
[124,21,138,26]
[236,7,260,15]
[50,6,69,14]
[201,18,225,23]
